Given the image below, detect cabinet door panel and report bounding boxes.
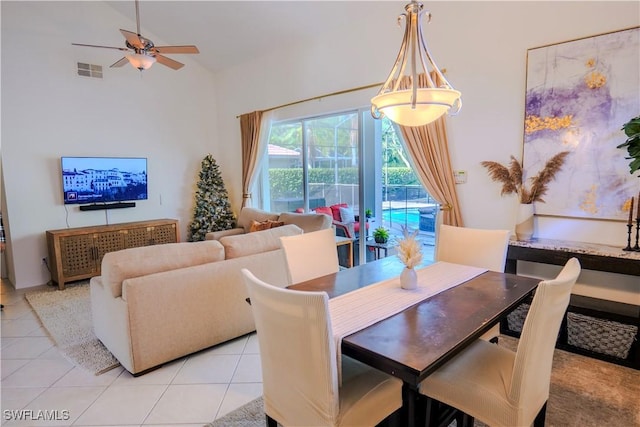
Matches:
[60,234,96,276]
[94,231,125,262]
[151,224,178,245]
[123,227,152,248]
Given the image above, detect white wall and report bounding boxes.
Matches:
[2,1,638,298]
[1,1,219,288]
[213,1,639,302]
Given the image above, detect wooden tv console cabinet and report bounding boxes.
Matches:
[46,219,179,290]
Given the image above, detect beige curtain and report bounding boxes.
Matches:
[239,111,264,208]
[397,73,463,226]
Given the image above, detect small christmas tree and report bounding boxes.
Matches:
[188,154,236,241]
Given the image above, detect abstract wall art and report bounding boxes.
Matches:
[523,27,639,220]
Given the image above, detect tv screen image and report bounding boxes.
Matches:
[61,157,148,205]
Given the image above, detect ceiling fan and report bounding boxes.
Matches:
[72,0,199,71]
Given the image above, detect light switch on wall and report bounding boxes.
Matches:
[454,170,467,184]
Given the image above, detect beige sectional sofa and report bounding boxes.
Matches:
[205,207,332,241]
[90,224,303,375]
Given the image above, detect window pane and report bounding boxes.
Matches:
[380,118,437,259]
[266,113,359,214]
[268,122,303,212]
[306,113,359,210]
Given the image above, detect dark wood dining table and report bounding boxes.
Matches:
[289,256,541,427]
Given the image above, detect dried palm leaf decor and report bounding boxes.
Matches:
[481,151,570,204]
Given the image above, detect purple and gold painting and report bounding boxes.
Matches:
[523,27,639,220]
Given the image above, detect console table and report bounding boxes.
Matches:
[504,238,639,369]
[506,237,640,276]
[46,219,179,290]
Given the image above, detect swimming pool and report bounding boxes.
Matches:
[382,208,435,232]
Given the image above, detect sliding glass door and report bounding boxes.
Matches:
[260,109,435,265]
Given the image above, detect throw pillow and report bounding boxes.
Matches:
[339,206,356,223]
[267,220,285,229]
[249,220,272,232]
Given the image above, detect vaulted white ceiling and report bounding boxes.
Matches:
[104,1,390,74]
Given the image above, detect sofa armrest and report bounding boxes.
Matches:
[278,212,333,233]
[205,228,245,240]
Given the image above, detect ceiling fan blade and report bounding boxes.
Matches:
[72,43,129,52]
[152,45,199,54]
[120,29,144,49]
[110,57,129,68]
[155,54,184,70]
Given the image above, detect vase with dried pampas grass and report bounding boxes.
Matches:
[481,151,570,240]
[397,226,423,289]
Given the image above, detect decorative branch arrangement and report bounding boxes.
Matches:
[481,151,570,204]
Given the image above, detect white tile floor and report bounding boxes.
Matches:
[1,279,262,426]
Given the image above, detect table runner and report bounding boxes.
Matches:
[329,261,487,382]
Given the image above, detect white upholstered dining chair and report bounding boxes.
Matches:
[435,224,511,341]
[418,257,581,427]
[241,268,403,427]
[279,227,339,284]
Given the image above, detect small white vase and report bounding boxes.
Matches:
[400,267,417,290]
[515,203,535,241]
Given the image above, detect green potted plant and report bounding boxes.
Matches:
[365,208,373,219]
[617,115,640,176]
[373,226,389,244]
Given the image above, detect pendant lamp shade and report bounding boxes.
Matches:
[371,1,461,127]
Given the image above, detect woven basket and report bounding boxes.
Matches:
[506,303,530,333]
[567,312,638,359]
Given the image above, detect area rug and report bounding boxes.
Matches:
[25,281,120,375]
[206,336,640,427]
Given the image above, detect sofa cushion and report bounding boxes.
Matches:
[101,240,225,298]
[237,207,280,233]
[220,224,303,259]
[278,212,333,233]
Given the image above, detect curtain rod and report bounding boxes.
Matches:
[236,81,383,118]
[236,68,447,118]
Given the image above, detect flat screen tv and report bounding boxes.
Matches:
[61,157,147,205]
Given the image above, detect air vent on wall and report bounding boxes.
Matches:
[77,62,103,78]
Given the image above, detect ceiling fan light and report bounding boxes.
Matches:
[126,53,156,70]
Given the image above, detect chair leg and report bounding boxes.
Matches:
[424,396,439,427]
[376,408,402,427]
[533,402,547,427]
[457,412,474,427]
[266,414,277,427]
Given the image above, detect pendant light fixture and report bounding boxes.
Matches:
[371,1,461,127]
